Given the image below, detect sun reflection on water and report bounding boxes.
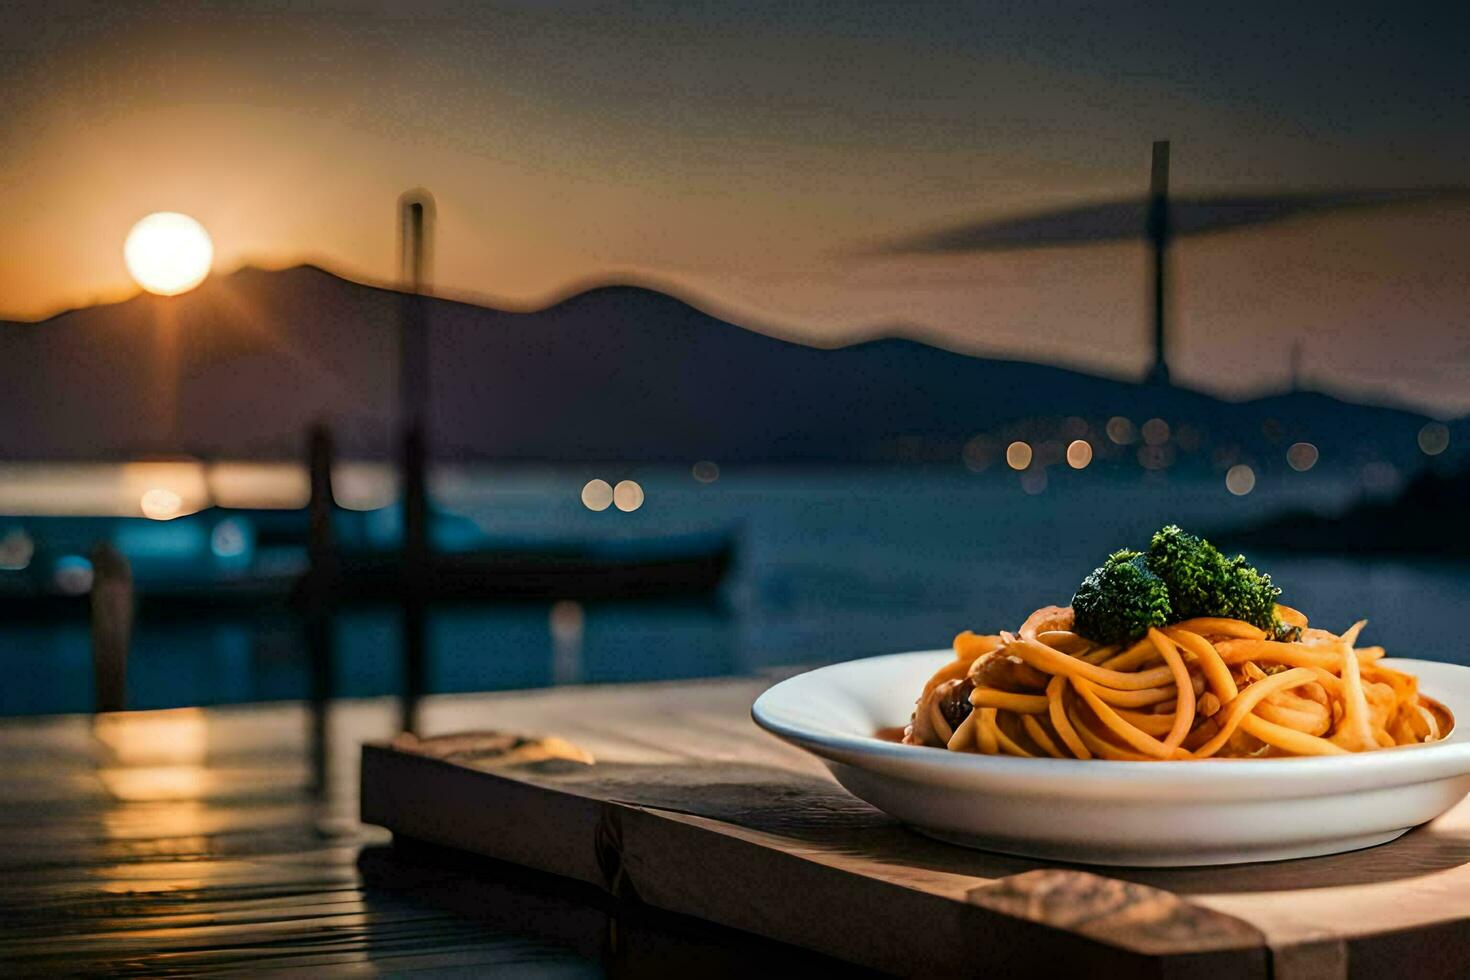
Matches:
[94,707,207,767]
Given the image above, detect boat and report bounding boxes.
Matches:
[0,508,737,620]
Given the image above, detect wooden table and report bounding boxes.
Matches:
[0,687,857,975]
[5,674,1466,977]
[362,675,1470,980]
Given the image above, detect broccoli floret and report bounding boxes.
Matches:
[1072,549,1173,645]
[1145,525,1281,631]
[1217,555,1281,631]
[1144,525,1221,619]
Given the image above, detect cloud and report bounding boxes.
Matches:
[870,187,1470,254]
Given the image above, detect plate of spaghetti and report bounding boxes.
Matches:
[753,526,1470,866]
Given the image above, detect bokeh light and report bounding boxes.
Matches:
[613,480,645,512]
[1005,441,1033,470]
[1061,416,1089,440]
[0,528,34,571]
[1141,418,1170,446]
[962,434,999,472]
[53,555,94,595]
[1020,469,1047,495]
[1286,442,1319,471]
[208,461,311,510]
[1174,424,1202,453]
[1417,422,1449,456]
[1225,464,1256,496]
[329,463,396,511]
[1065,440,1092,469]
[140,488,184,520]
[1137,445,1172,471]
[210,518,251,559]
[692,461,720,483]
[580,479,613,511]
[1106,416,1136,445]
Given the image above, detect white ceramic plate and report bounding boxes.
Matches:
[752,650,1470,867]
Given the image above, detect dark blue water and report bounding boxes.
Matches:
[5,466,1465,714]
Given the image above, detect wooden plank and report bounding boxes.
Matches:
[361,741,1267,976]
[360,676,1470,978]
[0,693,862,976]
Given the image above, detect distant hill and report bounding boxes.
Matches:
[0,265,1459,468]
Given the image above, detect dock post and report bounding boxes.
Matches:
[305,423,337,795]
[308,423,337,577]
[400,423,428,734]
[397,190,435,735]
[89,542,132,713]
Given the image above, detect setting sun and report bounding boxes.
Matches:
[123,212,213,296]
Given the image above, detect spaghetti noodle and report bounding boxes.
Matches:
[903,606,1452,759]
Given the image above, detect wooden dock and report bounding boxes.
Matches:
[0,687,849,975]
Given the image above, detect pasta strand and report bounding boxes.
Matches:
[900,610,1448,760]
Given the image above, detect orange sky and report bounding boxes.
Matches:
[2,3,1467,414]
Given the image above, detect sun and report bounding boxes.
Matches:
[124,212,214,296]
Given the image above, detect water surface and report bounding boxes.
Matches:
[3,465,1463,714]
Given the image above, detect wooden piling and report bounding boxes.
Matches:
[307,423,337,576]
[88,542,132,713]
[305,423,337,794]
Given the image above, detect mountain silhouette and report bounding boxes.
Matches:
[0,265,1455,467]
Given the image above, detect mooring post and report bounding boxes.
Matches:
[305,423,337,794]
[89,541,133,713]
[400,423,427,735]
[307,423,337,576]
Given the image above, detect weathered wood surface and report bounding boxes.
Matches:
[362,676,1470,980]
[0,688,856,976]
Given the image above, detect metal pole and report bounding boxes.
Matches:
[397,191,435,570]
[1146,140,1171,385]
